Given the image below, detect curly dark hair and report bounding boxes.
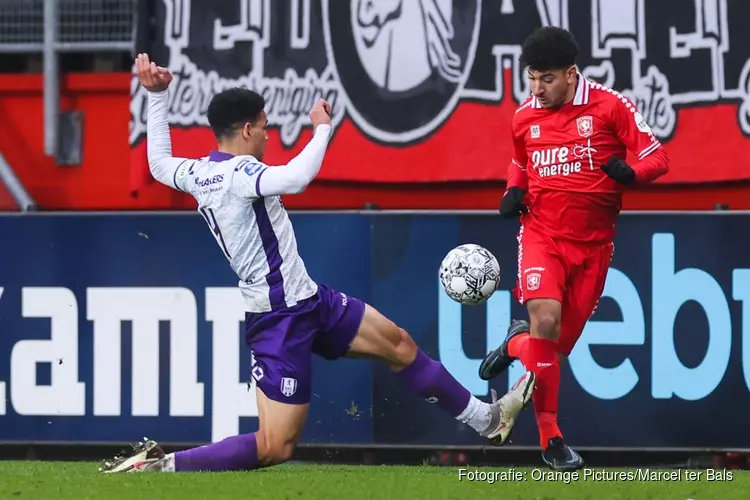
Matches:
[207,88,266,140]
[521,27,579,71]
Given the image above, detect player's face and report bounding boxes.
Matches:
[527,66,577,108]
[241,111,269,160]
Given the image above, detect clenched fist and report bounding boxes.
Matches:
[309,98,332,128]
[135,53,173,93]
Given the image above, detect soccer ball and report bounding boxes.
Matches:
[439,244,501,305]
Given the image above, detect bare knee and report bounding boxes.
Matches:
[535,313,560,340]
[388,328,418,370]
[372,323,418,370]
[348,305,417,369]
[255,432,296,466]
[527,299,561,340]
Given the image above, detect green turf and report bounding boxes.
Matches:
[0,462,746,500]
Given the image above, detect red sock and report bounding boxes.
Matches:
[517,337,562,449]
[507,333,530,358]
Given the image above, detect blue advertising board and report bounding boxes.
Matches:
[0,212,747,450]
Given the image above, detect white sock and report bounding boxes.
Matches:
[161,453,176,472]
[455,396,492,433]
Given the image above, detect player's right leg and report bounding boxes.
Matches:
[158,387,308,472]
[100,303,318,473]
[100,389,308,473]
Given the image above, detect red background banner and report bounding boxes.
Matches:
[126,0,750,191]
[2,73,750,211]
[130,69,750,187]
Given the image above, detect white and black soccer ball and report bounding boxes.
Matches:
[439,244,501,305]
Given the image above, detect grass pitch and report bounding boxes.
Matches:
[0,461,746,500]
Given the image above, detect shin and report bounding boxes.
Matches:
[173,388,307,472]
[346,305,489,428]
[521,299,563,448]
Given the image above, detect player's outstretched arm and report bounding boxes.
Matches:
[228,123,333,199]
[233,99,333,198]
[136,54,194,192]
[255,123,333,196]
[146,90,195,190]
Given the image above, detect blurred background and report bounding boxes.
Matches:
[0,0,749,470]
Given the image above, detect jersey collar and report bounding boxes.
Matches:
[530,72,590,108]
[571,73,591,106]
[209,150,235,162]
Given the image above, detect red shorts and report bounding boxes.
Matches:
[513,225,614,356]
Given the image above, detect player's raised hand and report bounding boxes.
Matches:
[135,53,173,93]
[309,98,332,128]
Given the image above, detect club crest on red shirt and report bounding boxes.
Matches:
[576,116,594,138]
[526,273,541,291]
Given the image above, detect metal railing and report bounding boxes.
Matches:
[0,0,137,53]
[0,0,136,195]
[0,152,37,211]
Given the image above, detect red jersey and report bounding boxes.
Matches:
[506,75,669,244]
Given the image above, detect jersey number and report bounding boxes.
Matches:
[199,208,231,259]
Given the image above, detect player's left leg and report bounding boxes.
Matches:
[556,241,614,358]
[306,284,533,445]
[344,304,535,444]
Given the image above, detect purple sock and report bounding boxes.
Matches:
[394,348,472,417]
[175,433,259,472]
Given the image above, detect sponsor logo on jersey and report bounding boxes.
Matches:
[634,112,653,134]
[572,143,598,159]
[530,146,583,177]
[195,174,224,187]
[242,162,265,177]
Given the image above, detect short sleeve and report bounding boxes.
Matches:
[228,159,269,199]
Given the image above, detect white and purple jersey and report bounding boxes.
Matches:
[144,89,331,313]
[173,153,317,311]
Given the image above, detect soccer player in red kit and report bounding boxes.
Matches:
[478,27,669,470]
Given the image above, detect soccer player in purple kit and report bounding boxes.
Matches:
[99,54,535,474]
